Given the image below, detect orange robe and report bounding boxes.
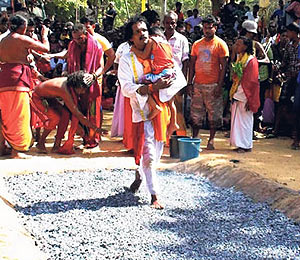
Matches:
[132,58,170,165]
[0,63,33,151]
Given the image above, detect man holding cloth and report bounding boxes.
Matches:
[54,23,103,153]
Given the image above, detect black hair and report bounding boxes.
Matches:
[67,71,90,89]
[238,36,253,55]
[9,14,27,32]
[0,14,8,25]
[124,15,148,43]
[176,20,185,28]
[72,23,87,34]
[253,4,260,10]
[149,26,164,37]
[286,22,300,33]
[80,16,95,25]
[202,14,217,26]
[175,2,182,7]
[27,17,35,27]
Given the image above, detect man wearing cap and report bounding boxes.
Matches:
[281,22,300,149]
[234,20,269,64]
[188,15,229,150]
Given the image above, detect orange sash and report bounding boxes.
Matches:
[131,53,170,165]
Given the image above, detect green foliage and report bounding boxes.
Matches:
[45,0,279,26]
[45,0,87,21]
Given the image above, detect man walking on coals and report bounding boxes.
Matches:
[118,16,186,209]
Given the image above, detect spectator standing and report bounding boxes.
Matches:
[175,2,184,22]
[164,11,189,136]
[245,4,260,24]
[81,17,116,75]
[141,3,160,27]
[110,41,131,139]
[271,0,285,30]
[188,15,229,150]
[221,0,239,27]
[104,2,117,31]
[281,22,300,149]
[184,8,202,33]
[230,36,260,153]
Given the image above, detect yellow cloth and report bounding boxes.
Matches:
[230,52,250,100]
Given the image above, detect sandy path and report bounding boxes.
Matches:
[1,111,299,192]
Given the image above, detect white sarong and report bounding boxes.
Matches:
[230,100,253,149]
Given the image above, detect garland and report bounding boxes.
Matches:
[230,52,250,100]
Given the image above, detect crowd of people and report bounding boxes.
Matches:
[0,0,300,208]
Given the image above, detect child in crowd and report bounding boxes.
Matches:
[131,26,178,135]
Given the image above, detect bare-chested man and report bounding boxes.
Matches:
[32,71,103,153]
[0,13,49,158]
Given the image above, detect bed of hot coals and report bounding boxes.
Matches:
[4,169,300,260]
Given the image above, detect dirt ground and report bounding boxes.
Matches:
[1,111,300,192]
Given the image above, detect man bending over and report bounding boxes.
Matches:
[32,71,102,153]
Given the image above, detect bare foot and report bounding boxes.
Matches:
[129,170,142,193]
[207,141,215,150]
[151,195,164,210]
[51,145,60,153]
[10,149,32,159]
[36,143,48,154]
[0,145,11,156]
[234,147,252,153]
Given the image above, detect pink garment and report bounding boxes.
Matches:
[57,33,103,154]
[111,85,124,137]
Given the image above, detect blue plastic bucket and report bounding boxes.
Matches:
[178,138,202,162]
[169,135,191,158]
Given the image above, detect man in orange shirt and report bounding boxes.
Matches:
[188,15,229,150]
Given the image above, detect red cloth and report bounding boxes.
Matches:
[58,33,103,154]
[123,97,133,150]
[30,78,45,129]
[57,87,79,154]
[31,92,61,130]
[132,122,145,165]
[0,63,34,89]
[151,38,174,74]
[241,57,260,113]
